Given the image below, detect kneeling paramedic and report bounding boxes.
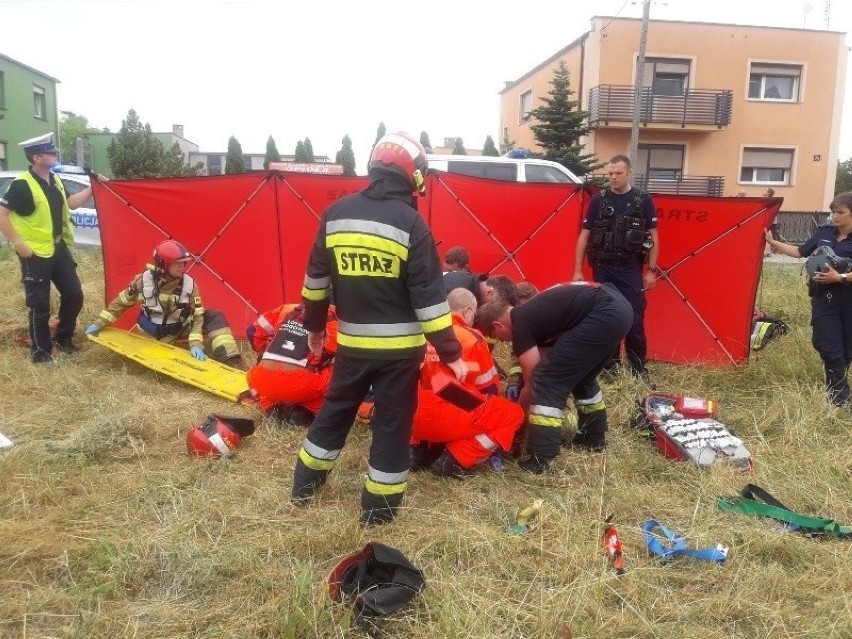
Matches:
[246,303,338,425]
[291,131,466,526]
[85,240,242,367]
[411,287,524,478]
[475,282,633,473]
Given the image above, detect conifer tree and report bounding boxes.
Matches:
[420,131,433,152]
[335,134,357,176]
[528,60,599,177]
[304,138,315,162]
[482,135,499,156]
[264,136,281,169]
[225,136,245,174]
[452,138,467,155]
[107,109,164,178]
[499,129,515,155]
[294,140,308,162]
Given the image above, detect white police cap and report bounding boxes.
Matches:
[19,133,58,155]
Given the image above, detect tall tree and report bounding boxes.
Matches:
[107,109,165,178]
[161,142,203,177]
[481,135,499,157]
[420,131,433,153]
[374,122,387,145]
[837,156,852,195]
[499,129,515,155]
[225,136,245,174]
[264,135,281,169]
[304,137,315,162]
[336,134,357,176]
[528,60,599,177]
[452,138,467,155]
[294,140,309,162]
[58,111,100,166]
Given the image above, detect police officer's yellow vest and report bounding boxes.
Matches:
[10,171,75,257]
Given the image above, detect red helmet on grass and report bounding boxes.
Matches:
[369,132,428,195]
[154,240,194,273]
[186,414,256,458]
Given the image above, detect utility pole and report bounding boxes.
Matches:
[628,0,651,167]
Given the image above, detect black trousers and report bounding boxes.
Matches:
[295,354,421,518]
[811,286,852,405]
[593,261,647,372]
[527,285,633,459]
[18,241,83,357]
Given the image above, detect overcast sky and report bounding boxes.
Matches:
[3,0,850,172]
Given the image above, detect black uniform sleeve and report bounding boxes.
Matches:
[643,193,658,229]
[301,216,332,332]
[0,179,36,215]
[407,216,462,363]
[582,193,601,229]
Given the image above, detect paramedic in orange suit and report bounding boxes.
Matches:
[411,287,525,478]
[246,303,338,423]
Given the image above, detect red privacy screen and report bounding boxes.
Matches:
[93,172,779,366]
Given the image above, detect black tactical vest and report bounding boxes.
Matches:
[588,188,651,265]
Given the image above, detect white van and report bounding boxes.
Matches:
[426,154,582,184]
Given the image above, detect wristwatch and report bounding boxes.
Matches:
[842,273,848,284]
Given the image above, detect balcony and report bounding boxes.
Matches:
[589,85,733,130]
[591,174,725,197]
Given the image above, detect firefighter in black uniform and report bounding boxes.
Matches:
[573,155,659,383]
[292,132,467,525]
[474,283,633,473]
[765,191,852,407]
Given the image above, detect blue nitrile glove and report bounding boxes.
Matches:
[506,383,521,402]
[190,346,207,361]
[85,323,100,336]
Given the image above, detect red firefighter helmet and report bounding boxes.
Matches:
[154,240,194,273]
[369,132,428,195]
[186,414,256,458]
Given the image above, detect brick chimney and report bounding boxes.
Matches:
[173,124,184,138]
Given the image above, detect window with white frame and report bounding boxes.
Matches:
[0,141,6,170]
[740,147,794,184]
[520,90,533,122]
[638,144,684,180]
[0,70,5,109]
[748,63,801,101]
[33,84,46,119]
[643,58,691,96]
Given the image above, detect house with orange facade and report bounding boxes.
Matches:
[500,17,847,211]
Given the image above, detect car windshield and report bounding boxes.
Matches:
[0,176,14,197]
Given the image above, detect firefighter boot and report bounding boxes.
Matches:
[291,456,330,505]
[361,489,404,527]
[570,400,608,452]
[430,450,473,479]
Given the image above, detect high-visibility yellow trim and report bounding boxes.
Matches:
[210,334,236,351]
[327,232,408,260]
[100,310,117,323]
[301,286,330,301]
[364,478,407,496]
[338,333,425,350]
[577,400,606,414]
[420,314,452,334]
[188,332,203,342]
[529,414,564,428]
[332,247,400,278]
[299,447,336,471]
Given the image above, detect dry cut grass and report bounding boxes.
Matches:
[1,249,851,638]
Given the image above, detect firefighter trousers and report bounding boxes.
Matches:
[292,354,420,523]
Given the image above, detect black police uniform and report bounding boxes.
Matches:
[510,283,633,468]
[1,170,84,361]
[293,173,461,525]
[798,225,852,405]
[582,188,657,374]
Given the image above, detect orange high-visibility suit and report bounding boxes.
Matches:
[413,313,524,468]
[246,304,338,414]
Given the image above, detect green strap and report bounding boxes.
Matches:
[717,496,852,537]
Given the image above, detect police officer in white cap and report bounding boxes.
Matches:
[0,133,106,363]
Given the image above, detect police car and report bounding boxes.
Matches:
[0,165,100,247]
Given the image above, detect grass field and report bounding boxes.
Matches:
[1,249,851,639]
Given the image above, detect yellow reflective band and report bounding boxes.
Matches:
[364,478,407,496]
[211,334,236,350]
[118,291,135,304]
[333,247,400,278]
[100,310,117,322]
[509,365,522,376]
[327,232,409,260]
[188,332,203,342]
[529,414,564,428]
[299,447,336,471]
[420,313,452,334]
[338,333,425,350]
[193,307,204,317]
[301,286,329,301]
[577,401,606,414]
